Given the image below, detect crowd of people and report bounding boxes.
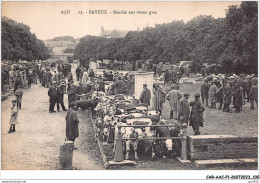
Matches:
[139,82,205,135]
[4,60,258,138]
[200,74,258,112]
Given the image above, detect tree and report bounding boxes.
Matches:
[74,2,257,74]
[1,17,50,62]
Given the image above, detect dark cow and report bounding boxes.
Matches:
[73,98,99,117]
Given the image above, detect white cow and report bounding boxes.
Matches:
[115,118,156,160]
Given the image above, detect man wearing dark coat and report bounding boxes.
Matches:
[38,69,43,84]
[189,93,205,135]
[1,70,8,91]
[233,83,243,112]
[14,76,22,94]
[42,71,46,87]
[201,79,209,106]
[75,67,81,81]
[216,84,224,110]
[98,77,105,92]
[89,69,95,78]
[246,78,252,102]
[48,81,57,113]
[27,72,33,88]
[115,77,124,94]
[57,82,67,112]
[66,102,79,144]
[164,70,170,86]
[76,82,85,100]
[250,80,258,110]
[46,71,53,88]
[223,82,232,112]
[139,84,151,108]
[179,93,190,124]
[67,72,73,83]
[68,81,77,109]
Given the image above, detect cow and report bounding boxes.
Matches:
[74,98,99,118]
[115,118,157,160]
[156,120,182,158]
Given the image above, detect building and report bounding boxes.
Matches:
[99,26,130,39]
[43,37,80,63]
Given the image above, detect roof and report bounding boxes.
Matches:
[102,29,130,38]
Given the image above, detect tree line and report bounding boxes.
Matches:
[74,2,257,74]
[1,17,50,62]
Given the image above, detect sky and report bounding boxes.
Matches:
[2,1,241,40]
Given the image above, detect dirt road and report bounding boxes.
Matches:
[1,71,103,170]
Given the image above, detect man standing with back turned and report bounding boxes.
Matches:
[139,84,151,109]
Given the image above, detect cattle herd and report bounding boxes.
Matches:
[75,91,184,161]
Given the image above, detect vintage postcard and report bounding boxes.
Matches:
[1,1,258,182]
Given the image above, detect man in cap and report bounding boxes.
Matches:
[166,83,182,119]
[46,70,53,88]
[75,66,81,81]
[65,101,79,146]
[250,79,258,110]
[76,82,85,100]
[189,93,205,135]
[14,76,22,94]
[98,76,105,92]
[201,78,209,106]
[67,80,77,109]
[108,71,114,81]
[233,82,243,112]
[139,84,151,109]
[152,84,166,115]
[57,81,68,112]
[179,93,190,124]
[48,81,57,113]
[208,81,218,109]
[223,81,232,112]
[245,76,252,102]
[115,77,124,94]
[89,69,95,78]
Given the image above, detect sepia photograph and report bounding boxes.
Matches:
[1,0,259,181]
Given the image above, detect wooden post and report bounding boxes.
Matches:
[113,123,124,162]
[181,123,188,160]
[59,141,74,170]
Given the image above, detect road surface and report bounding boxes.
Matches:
[1,66,103,170]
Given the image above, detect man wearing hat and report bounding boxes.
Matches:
[179,93,190,124]
[8,100,18,133]
[89,69,95,78]
[208,81,218,109]
[166,84,182,119]
[57,81,68,112]
[139,84,151,109]
[245,76,252,102]
[201,79,209,106]
[65,101,79,146]
[152,84,166,115]
[48,81,57,113]
[115,77,124,94]
[46,70,53,88]
[76,82,85,100]
[67,80,77,109]
[250,79,258,110]
[189,93,205,135]
[15,86,23,110]
[98,76,105,92]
